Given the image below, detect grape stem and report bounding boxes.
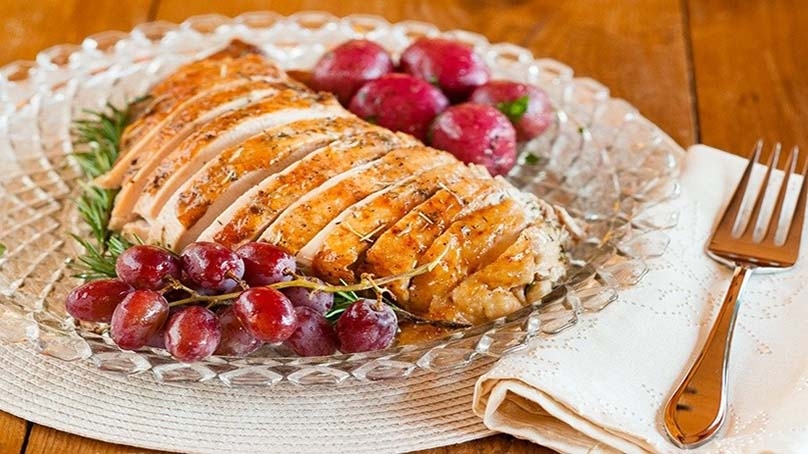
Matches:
[168,294,231,308]
[162,276,196,295]
[165,246,451,310]
[227,270,250,291]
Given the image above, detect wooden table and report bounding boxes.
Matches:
[0,1,805,453]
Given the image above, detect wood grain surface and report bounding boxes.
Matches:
[22,425,162,454]
[0,0,806,453]
[0,0,152,65]
[688,0,808,166]
[0,411,27,454]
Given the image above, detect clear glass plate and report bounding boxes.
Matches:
[0,12,684,385]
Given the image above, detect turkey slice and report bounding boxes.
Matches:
[120,53,283,163]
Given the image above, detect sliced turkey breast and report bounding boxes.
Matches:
[302,161,473,284]
[137,92,349,222]
[148,116,372,250]
[405,193,533,315]
[120,53,283,161]
[108,88,347,229]
[97,77,293,189]
[197,129,410,249]
[360,173,503,303]
[436,219,567,324]
[259,146,458,255]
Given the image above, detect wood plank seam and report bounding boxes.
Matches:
[19,421,31,454]
[147,0,160,21]
[679,0,701,143]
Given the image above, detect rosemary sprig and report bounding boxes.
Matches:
[69,103,134,279]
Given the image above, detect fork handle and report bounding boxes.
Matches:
[663,264,753,448]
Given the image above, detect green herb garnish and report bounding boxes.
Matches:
[0,243,5,257]
[496,95,529,123]
[325,287,361,323]
[70,103,135,279]
[524,152,540,165]
[72,104,129,178]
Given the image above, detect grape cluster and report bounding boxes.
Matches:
[310,38,555,176]
[66,241,398,362]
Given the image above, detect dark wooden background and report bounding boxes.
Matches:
[0,1,805,453]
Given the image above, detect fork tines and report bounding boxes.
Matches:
[713,141,808,258]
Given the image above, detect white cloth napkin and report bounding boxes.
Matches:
[473,145,808,453]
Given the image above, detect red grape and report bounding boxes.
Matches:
[310,39,394,105]
[110,290,169,350]
[284,307,338,357]
[469,81,554,141]
[234,242,296,286]
[335,299,397,353]
[214,305,263,357]
[232,287,298,343]
[400,38,490,101]
[178,271,218,297]
[145,325,167,349]
[115,245,181,290]
[145,305,183,349]
[281,279,333,315]
[65,278,133,322]
[348,73,449,142]
[164,306,221,362]
[180,241,245,293]
[429,103,517,176]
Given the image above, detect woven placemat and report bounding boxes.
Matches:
[0,343,492,453]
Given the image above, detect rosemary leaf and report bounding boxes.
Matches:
[69,234,118,279]
[523,152,540,165]
[326,288,361,323]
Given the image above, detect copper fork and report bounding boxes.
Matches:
[663,141,808,448]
